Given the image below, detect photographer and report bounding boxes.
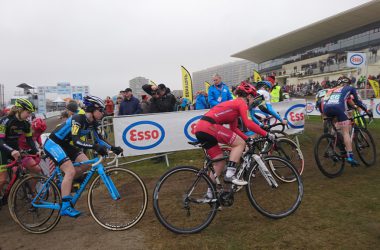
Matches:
[142,83,176,113]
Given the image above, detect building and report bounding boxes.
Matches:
[192,60,258,93]
[129,76,150,100]
[231,0,380,90]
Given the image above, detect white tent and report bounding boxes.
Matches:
[52,97,65,103]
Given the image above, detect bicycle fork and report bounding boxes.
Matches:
[97,166,120,201]
[252,154,279,188]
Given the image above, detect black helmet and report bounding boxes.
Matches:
[337,76,351,86]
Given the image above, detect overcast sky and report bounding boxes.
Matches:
[0,0,371,101]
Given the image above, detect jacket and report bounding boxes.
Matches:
[118,96,141,115]
[208,82,233,108]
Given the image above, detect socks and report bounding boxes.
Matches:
[225,161,237,178]
[347,151,354,159]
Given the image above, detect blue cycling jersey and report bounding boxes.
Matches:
[324,85,366,111]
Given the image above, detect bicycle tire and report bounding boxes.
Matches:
[354,128,376,166]
[246,156,303,219]
[88,167,148,231]
[314,134,345,178]
[153,166,217,234]
[270,137,304,178]
[10,175,61,234]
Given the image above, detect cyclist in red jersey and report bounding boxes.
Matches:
[195,82,274,187]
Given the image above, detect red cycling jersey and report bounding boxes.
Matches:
[200,98,267,140]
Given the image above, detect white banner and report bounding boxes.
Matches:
[113,99,306,156]
[306,98,380,118]
[347,52,366,68]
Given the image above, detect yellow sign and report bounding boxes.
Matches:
[368,79,379,98]
[253,70,262,83]
[204,81,210,94]
[181,66,193,102]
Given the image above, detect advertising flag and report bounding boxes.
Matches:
[347,52,366,68]
[181,66,193,102]
[368,79,380,98]
[253,70,262,82]
[204,81,210,93]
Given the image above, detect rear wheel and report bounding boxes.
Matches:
[314,134,345,178]
[153,166,217,234]
[10,175,61,234]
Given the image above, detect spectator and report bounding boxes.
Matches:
[140,95,150,114]
[104,96,114,116]
[195,91,208,110]
[119,88,141,116]
[114,95,123,116]
[179,97,190,111]
[208,73,233,108]
[268,76,283,102]
[142,83,176,113]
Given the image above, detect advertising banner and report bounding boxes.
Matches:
[113,99,306,156]
[347,52,366,68]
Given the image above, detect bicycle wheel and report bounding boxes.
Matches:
[271,138,304,178]
[88,167,148,231]
[354,128,376,166]
[10,175,61,234]
[314,134,345,178]
[153,166,217,234]
[246,156,303,219]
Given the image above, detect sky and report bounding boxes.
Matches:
[0,0,371,102]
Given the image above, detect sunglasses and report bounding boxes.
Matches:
[96,108,105,113]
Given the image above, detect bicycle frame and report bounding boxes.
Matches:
[31,156,120,210]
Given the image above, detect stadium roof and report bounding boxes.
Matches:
[231,0,380,63]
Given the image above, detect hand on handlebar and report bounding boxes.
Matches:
[366,110,373,118]
[282,119,288,125]
[111,146,123,155]
[11,150,21,161]
[266,132,276,142]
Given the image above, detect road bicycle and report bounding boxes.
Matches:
[9,154,148,234]
[314,113,376,178]
[153,137,303,234]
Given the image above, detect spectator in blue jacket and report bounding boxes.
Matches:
[118,88,141,115]
[195,91,209,110]
[208,74,233,108]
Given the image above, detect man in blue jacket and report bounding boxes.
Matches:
[118,88,141,115]
[208,74,233,108]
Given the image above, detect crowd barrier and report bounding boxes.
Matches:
[111,99,307,157]
[305,98,380,118]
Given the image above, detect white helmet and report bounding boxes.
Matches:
[83,95,105,112]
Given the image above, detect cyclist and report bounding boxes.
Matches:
[249,81,287,129]
[0,98,39,197]
[43,95,123,217]
[323,76,372,165]
[195,82,274,189]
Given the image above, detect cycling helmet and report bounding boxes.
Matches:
[32,118,47,132]
[83,95,105,112]
[15,98,36,112]
[236,82,257,96]
[337,76,351,85]
[256,81,272,89]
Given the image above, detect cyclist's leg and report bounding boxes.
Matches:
[334,110,358,165]
[44,139,81,217]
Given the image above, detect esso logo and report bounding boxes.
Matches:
[122,121,165,150]
[285,104,306,129]
[349,54,364,66]
[184,115,202,142]
[306,102,315,113]
[376,103,380,115]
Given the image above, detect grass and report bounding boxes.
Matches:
[122,117,380,249]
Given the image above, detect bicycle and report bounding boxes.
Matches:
[153,137,303,234]
[314,113,376,178]
[0,154,40,211]
[9,153,148,234]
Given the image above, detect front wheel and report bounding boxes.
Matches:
[246,156,303,219]
[88,167,148,231]
[314,134,345,178]
[153,166,217,234]
[354,128,376,166]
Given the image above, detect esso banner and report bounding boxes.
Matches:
[347,52,366,68]
[113,100,306,156]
